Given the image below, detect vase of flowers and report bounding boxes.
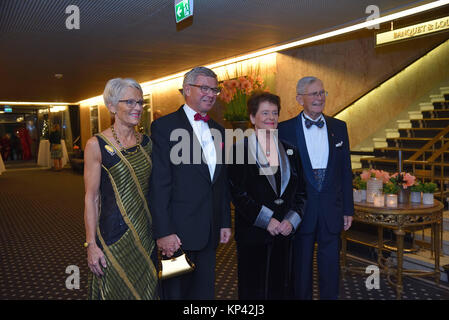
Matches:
[219,75,268,127]
[409,182,423,203]
[422,182,437,205]
[389,172,416,204]
[360,169,390,203]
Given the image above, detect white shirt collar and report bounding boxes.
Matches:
[302,112,324,123]
[183,104,198,121]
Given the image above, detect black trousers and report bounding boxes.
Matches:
[160,239,216,300]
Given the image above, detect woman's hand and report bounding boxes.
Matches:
[87,244,107,277]
[267,218,281,236]
[278,220,293,236]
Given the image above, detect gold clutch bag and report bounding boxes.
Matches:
[158,249,195,280]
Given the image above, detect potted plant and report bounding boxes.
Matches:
[409,182,423,203]
[353,176,367,202]
[422,182,438,205]
[389,172,416,203]
[219,75,268,129]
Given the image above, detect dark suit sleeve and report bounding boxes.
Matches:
[228,144,265,225]
[221,158,232,229]
[291,149,307,219]
[341,122,354,216]
[148,119,176,239]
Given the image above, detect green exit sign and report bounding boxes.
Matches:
[175,0,193,23]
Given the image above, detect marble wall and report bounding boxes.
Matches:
[275,29,449,148]
[337,39,449,148]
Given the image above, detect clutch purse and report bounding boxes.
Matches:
[158,248,195,280]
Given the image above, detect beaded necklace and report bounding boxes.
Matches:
[111,125,141,155]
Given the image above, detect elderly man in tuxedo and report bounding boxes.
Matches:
[278,76,353,300]
[149,67,231,299]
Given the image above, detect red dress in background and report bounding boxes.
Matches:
[18,126,32,160]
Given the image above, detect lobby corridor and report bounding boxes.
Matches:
[1,168,449,300]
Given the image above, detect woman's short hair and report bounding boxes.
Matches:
[103,78,143,108]
[182,67,217,94]
[296,76,320,94]
[247,92,281,117]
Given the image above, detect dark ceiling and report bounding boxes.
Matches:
[0,0,440,103]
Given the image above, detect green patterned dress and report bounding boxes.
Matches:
[88,133,158,300]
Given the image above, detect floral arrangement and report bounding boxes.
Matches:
[410,181,423,192]
[219,75,268,121]
[422,182,438,194]
[360,169,391,184]
[389,172,416,189]
[353,176,367,190]
[383,182,400,194]
[358,169,417,192]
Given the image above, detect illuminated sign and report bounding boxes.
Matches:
[376,16,449,46]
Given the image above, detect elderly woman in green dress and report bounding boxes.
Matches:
[83,78,158,300]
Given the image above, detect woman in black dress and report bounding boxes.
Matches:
[228,92,307,299]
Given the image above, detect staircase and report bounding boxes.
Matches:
[357,86,449,204]
[352,85,449,282]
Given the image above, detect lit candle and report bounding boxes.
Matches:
[386,194,398,208]
[373,194,385,207]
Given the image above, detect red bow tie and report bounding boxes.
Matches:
[194,113,210,122]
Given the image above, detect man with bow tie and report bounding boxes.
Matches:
[278,76,353,300]
[149,67,231,299]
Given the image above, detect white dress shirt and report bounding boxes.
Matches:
[183,104,216,179]
[301,113,329,169]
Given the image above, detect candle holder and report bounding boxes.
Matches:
[386,194,398,208]
[410,191,421,203]
[367,178,383,203]
[353,189,362,202]
[373,193,385,207]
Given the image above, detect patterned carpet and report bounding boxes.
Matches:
[1,168,449,300]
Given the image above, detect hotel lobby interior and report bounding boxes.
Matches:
[1,0,449,302]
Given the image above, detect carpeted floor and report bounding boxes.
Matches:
[1,168,448,300]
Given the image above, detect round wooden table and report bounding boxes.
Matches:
[341,199,443,299]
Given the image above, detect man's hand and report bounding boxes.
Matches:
[157,234,182,258]
[220,228,232,244]
[343,215,353,231]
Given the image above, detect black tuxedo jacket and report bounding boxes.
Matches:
[228,136,307,245]
[278,112,354,234]
[148,106,231,251]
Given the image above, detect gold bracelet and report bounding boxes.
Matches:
[84,242,95,248]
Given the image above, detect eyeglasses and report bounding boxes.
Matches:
[189,84,221,95]
[297,90,328,98]
[118,99,145,107]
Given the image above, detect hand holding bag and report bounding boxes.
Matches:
[158,248,195,280]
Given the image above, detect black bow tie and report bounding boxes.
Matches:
[304,116,324,129]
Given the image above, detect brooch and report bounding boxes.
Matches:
[286,149,293,155]
[104,145,116,156]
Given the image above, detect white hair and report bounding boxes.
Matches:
[296,76,321,94]
[103,78,143,107]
